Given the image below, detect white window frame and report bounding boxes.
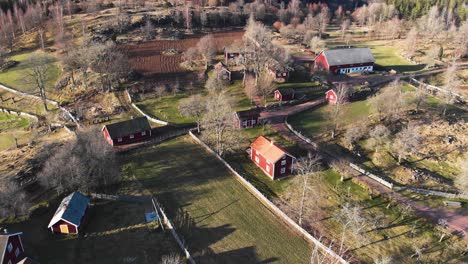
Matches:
[281,167,286,174]
[129,134,135,139]
[266,165,270,172]
[15,247,20,257]
[117,137,123,142]
[281,160,286,166]
[7,242,13,253]
[242,120,248,127]
[141,131,146,136]
[255,156,260,163]
[252,119,256,125]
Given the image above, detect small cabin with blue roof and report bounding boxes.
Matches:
[47,192,90,234]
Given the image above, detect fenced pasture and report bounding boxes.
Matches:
[124,31,243,76]
[120,136,311,264]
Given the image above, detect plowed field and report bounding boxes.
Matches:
[124,31,243,76]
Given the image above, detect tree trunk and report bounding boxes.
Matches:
[197,122,200,134]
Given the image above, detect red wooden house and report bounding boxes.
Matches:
[250,136,296,180]
[274,88,295,102]
[102,117,152,146]
[0,230,24,264]
[325,89,338,104]
[234,109,261,129]
[268,67,289,83]
[48,192,90,235]
[314,47,375,74]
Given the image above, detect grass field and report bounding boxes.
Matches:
[0,51,61,97]
[0,89,58,116]
[120,137,311,263]
[136,93,196,124]
[288,100,370,140]
[0,112,31,151]
[3,196,180,264]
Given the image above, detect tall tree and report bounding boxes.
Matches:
[197,34,216,70]
[392,124,422,164]
[179,94,206,133]
[256,72,276,107]
[24,53,53,111]
[328,84,350,139]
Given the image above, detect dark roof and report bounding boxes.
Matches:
[104,117,151,139]
[235,108,261,119]
[48,192,90,228]
[322,48,375,66]
[215,62,230,72]
[276,88,295,95]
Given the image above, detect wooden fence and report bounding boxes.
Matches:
[0,107,39,121]
[189,130,348,264]
[125,90,169,126]
[349,163,394,189]
[409,78,465,104]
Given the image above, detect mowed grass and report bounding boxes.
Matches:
[289,100,370,139]
[120,137,311,264]
[4,198,179,264]
[0,51,61,96]
[136,93,195,124]
[0,112,31,151]
[0,89,57,115]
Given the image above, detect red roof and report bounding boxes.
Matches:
[251,136,294,163]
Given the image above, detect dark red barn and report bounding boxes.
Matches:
[48,192,90,235]
[274,88,295,102]
[102,117,152,146]
[0,230,24,264]
[234,109,261,129]
[250,136,296,180]
[314,47,375,74]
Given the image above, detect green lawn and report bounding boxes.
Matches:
[0,51,61,96]
[120,137,311,263]
[288,100,370,139]
[225,80,256,111]
[136,93,196,124]
[0,89,57,115]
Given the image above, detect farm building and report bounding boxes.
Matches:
[268,66,289,83]
[250,136,296,180]
[224,46,242,65]
[274,88,295,102]
[314,47,375,74]
[325,89,339,104]
[102,117,152,146]
[214,62,232,81]
[0,230,24,264]
[234,109,261,129]
[48,192,90,234]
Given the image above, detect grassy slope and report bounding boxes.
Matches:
[0,89,57,115]
[0,52,61,97]
[0,112,31,151]
[120,137,311,264]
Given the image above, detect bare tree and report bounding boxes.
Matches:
[317,6,330,38]
[92,41,129,92]
[37,26,46,50]
[24,53,53,111]
[309,36,325,53]
[340,19,350,39]
[442,63,461,115]
[373,255,393,264]
[256,73,276,107]
[244,74,257,103]
[344,121,368,149]
[405,28,419,58]
[179,94,206,133]
[197,34,216,70]
[367,124,390,151]
[392,124,422,164]
[205,73,226,93]
[39,127,120,194]
[0,179,30,218]
[294,155,322,226]
[455,158,468,194]
[410,87,427,112]
[335,203,369,252]
[329,84,350,139]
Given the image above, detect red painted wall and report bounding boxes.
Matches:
[51,220,78,234]
[314,53,329,71]
[326,90,337,104]
[329,62,374,73]
[274,91,294,101]
[1,235,24,264]
[251,149,274,178]
[102,127,152,146]
[236,117,259,129]
[273,155,294,179]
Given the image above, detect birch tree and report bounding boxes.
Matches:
[294,155,322,226]
[197,34,216,70]
[329,84,350,139]
[179,95,206,133]
[392,124,422,164]
[25,53,53,112]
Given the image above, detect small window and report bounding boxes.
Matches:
[15,247,20,257]
[117,138,122,142]
[255,156,260,163]
[242,120,247,126]
[7,242,13,253]
[252,120,256,125]
[130,134,135,139]
[281,167,286,174]
[266,166,270,172]
[141,131,146,136]
[281,160,286,165]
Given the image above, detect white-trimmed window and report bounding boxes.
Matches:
[252,119,256,125]
[141,131,146,136]
[117,138,123,142]
[281,167,286,174]
[7,242,13,252]
[266,165,270,172]
[130,134,135,139]
[15,247,20,257]
[281,160,286,165]
[242,120,247,127]
[255,156,260,163]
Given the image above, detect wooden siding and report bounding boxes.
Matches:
[1,235,24,264]
[102,127,152,146]
[51,220,78,234]
[251,149,294,180]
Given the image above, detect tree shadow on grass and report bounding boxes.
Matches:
[197,246,279,264]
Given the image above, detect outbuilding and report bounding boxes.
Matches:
[314,47,375,74]
[0,230,24,264]
[234,109,261,129]
[48,192,90,234]
[102,116,152,146]
[268,66,289,83]
[214,62,232,82]
[274,88,295,102]
[250,136,296,180]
